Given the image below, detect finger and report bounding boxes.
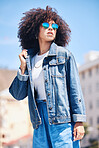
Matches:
[19,50,27,59]
[21,69,25,75]
[74,137,80,141]
[19,55,25,64]
[74,135,81,141]
[73,126,78,141]
[77,130,85,137]
[23,50,27,58]
[20,65,26,75]
[73,129,81,141]
[74,133,84,141]
[73,127,77,136]
[19,54,27,63]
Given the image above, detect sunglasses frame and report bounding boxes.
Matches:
[42,22,58,30]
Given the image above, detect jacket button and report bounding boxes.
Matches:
[45,79,48,83]
[52,120,54,124]
[48,93,50,96]
[49,107,52,110]
[28,68,31,71]
[44,67,46,70]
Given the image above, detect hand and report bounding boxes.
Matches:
[73,122,85,141]
[19,49,27,75]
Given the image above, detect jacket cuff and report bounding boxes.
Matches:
[72,114,86,122]
[17,69,29,81]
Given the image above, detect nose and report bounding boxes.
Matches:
[48,24,53,30]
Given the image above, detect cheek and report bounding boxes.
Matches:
[54,30,57,38]
[39,29,45,38]
[39,27,45,37]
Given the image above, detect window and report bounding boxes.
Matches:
[82,72,85,79]
[89,69,92,77]
[97,117,99,124]
[89,102,93,109]
[88,85,92,93]
[89,117,93,126]
[82,87,85,96]
[96,99,99,108]
[96,65,99,74]
[96,82,99,91]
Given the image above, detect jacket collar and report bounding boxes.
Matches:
[48,42,57,56]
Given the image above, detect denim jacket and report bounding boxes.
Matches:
[9,43,86,129]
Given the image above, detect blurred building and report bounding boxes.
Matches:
[79,51,99,142]
[0,89,33,148]
[3,134,33,148]
[0,69,17,92]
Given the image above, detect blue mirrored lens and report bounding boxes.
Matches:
[52,24,58,29]
[42,22,49,29]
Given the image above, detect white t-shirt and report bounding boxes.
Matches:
[32,51,49,100]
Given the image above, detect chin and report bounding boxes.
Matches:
[46,37,55,42]
[46,40,54,43]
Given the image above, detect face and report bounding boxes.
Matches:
[38,20,57,43]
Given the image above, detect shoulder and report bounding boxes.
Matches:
[56,44,72,59]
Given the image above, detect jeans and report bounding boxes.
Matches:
[33,100,80,148]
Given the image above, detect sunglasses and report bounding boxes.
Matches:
[42,22,58,30]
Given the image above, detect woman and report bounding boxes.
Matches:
[9,6,86,148]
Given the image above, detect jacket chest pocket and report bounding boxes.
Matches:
[49,57,66,77]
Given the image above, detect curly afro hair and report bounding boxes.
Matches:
[18,6,71,50]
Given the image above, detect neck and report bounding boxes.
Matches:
[38,39,52,55]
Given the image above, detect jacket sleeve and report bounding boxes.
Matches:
[66,52,86,122]
[9,68,29,100]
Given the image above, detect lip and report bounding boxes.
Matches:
[47,32,53,35]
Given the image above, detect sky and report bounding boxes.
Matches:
[0,0,99,70]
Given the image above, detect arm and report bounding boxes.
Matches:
[9,68,29,100]
[66,52,86,122]
[66,52,86,141]
[9,49,28,100]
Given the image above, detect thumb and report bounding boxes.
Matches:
[73,126,77,140]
